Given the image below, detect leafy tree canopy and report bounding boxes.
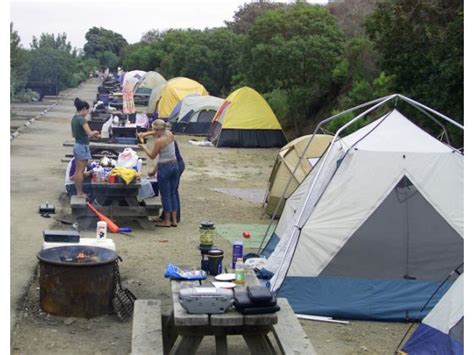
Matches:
[365,0,463,125]
[83,26,128,66]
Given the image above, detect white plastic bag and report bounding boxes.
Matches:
[116,148,139,169]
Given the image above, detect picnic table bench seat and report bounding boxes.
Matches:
[271,298,316,354]
[131,299,164,355]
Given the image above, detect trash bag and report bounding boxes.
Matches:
[116,148,139,169]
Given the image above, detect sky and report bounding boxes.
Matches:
[10,0,328,50]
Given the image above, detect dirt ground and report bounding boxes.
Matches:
[11,79,412,354]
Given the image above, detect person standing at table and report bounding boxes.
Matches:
[138,119,179,227]
[71,98,100,197]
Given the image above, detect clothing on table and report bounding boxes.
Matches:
[71,115,89,144]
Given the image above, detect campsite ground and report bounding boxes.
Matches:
[11,79,411,354]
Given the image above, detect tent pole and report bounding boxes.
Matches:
[257,94,394,254]
[394,98,455,146]
[397,94,464,130]
[270,94,398,292]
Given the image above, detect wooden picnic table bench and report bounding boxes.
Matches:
[163,268,316,355]
[70,182,161,229]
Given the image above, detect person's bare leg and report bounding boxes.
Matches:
[156,211,171,227]
[171,211,177,227]
[74,160,88,197]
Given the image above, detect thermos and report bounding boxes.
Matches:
[208,249,224,276]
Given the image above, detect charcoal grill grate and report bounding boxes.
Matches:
[112,257,137,321]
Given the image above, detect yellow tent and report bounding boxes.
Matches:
[264,134,333,217]
[208,86,287,147]
[157,77,208,118]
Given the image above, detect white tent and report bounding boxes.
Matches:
[123,70,146,88]
[402,273,463,354]
[169,95,224,135]
[260,94,463,321]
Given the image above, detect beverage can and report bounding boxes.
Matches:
[232,241,243,269]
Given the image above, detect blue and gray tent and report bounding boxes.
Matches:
[259,94,464,321]
[169,95,224,135]
[401,273,463,354]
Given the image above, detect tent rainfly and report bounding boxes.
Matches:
[169,95,224,135]
[156,77,208,119]
[264,134,333,217]
[401,273,463,354]
[259,94,463,321]
[207,86,287,148]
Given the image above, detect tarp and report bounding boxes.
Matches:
[157,77,208,118]
[208,87,287,148]
[264,134,333,217]
[262,108,463,320]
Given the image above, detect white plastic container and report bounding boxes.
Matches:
[42,238,116,251]
[96,221,107,240]
[137,159,143,173]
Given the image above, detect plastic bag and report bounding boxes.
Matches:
[116,148,139,169]
[164,263,207,280]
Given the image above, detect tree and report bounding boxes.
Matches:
[83,27,128,67]
[365,0,463,130]
[10,23,32,96]
[225,1,287,34]
[141,29,163,43]
[31,32,72,52]
[120,28,242,96]
[238,3,345,134]
[327,0,377,37]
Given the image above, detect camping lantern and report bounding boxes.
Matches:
[199,221,215,247]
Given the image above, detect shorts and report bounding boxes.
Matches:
[73,143,92,161]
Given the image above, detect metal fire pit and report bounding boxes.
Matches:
[37,246,119,318]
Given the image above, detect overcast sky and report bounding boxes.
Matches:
[11,0,328,50]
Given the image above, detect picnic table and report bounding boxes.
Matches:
[162,266,317,355]
[63,140,139,160]
[70,181,161,229]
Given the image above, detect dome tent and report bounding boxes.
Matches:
[156,77,208,118]
[207,87,287,148]
[134,71,166,95]
[134,71,166,106]
[264,134,333,217]
[401,273,463,354]
[259,94,463,321]
[169,95,224,135]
